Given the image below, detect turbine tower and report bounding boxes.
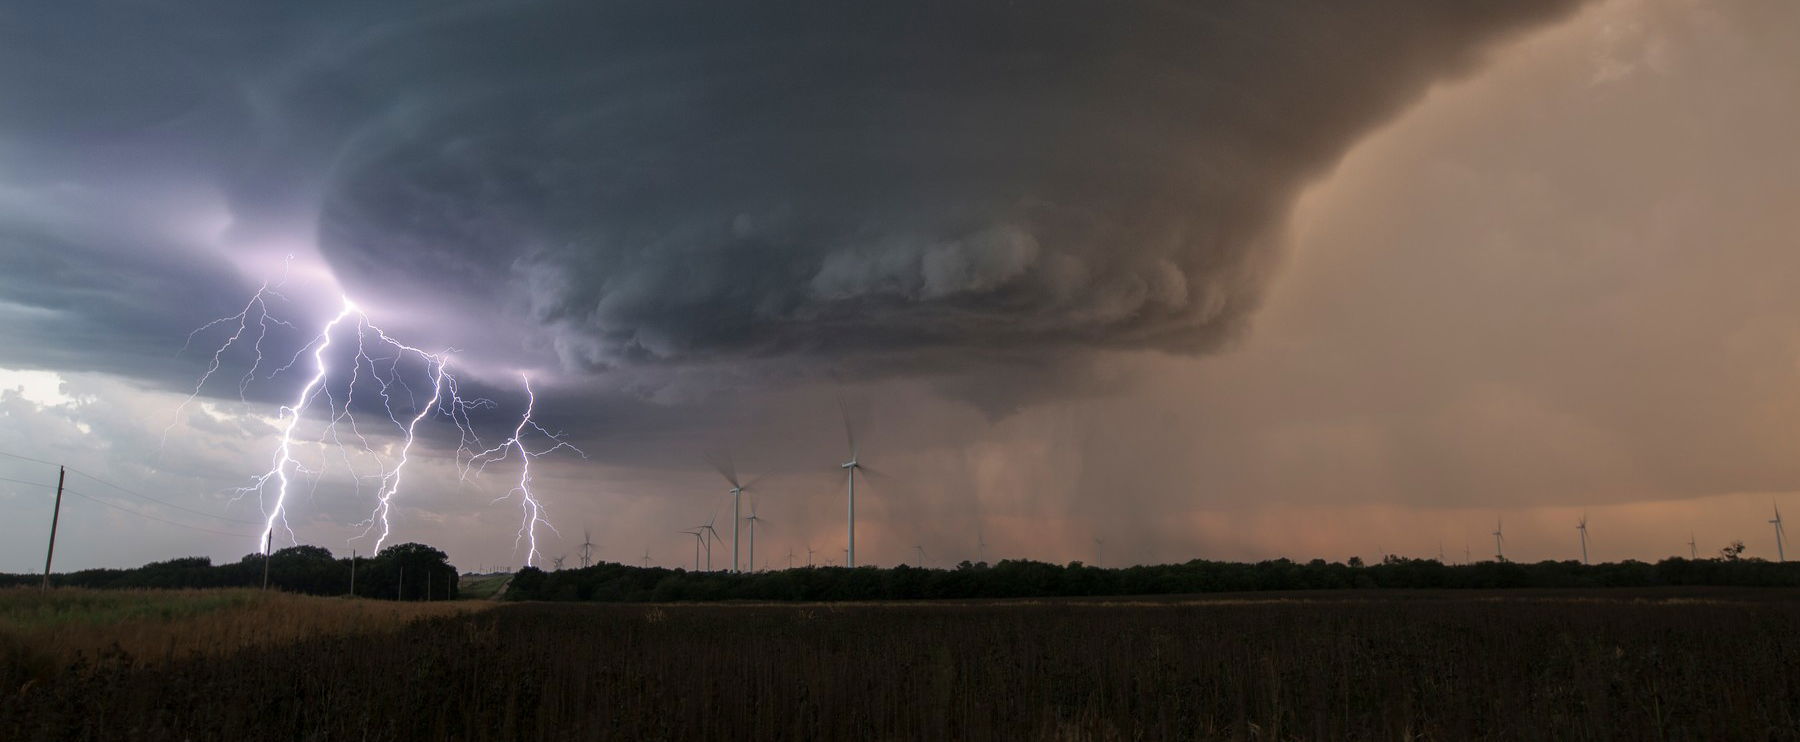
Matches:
[1576,514,1589,565]
[707,451,754,574]
[839,398,863,568]
[580,528,595,569]
[697,514,723,571]
[1773,504,1788,563]
[680,530,702,571]
[1687,532,1697,560]
[1493,518,1505,562]
[641,549,652,568]
[806,544,816,567]
[744,500,767,573]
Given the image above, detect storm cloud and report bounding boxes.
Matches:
[1,0,1581,390]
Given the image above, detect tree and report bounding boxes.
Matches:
[1721,541,1747,561]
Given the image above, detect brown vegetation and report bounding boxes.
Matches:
[4,589,1799,740]
[0,587,487,675]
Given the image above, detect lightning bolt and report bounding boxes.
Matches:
[465,375,585,567]
[178,282,581,560]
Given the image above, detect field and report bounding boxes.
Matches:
[4,588,1799,740]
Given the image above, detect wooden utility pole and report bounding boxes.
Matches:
[41,466,66,591]
[398,566,404,601]
[262,531,272,590]
[426,570,432,602]
[350,549,357,597]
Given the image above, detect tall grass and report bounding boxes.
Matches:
[0,587,489,690]
[5,588,1798,740]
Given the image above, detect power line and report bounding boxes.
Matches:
[0,447,263,525]
[57,488,260,539]
[62,469,264,525]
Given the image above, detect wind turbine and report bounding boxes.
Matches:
[1687,532,1697,560]
[1094,537,1104,568]
[1493,518,1505,562]
[551,555,566,571]
[806,544,816,567]
[1773,503,1788,563]
[580,528,595,569]
[680,530,702,571]
[698,517,724,572]
[913,544,928,567]
[1576,514,1589,565]
[706,451,755,573]
[977,525,989,564]
[838,398,863,568]
[786,546,796,570]
[743,499,767,573]
[641,549,652,568]
[1438,541,1446,564]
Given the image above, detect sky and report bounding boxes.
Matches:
[2,0,1797,573]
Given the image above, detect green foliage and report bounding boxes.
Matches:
[504,556,1800,602]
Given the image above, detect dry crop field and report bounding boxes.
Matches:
[4,588,1798,740]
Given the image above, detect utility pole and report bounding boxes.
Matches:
[41,466,66,591]
[350,549,357,597]
[398,567,404,601]
[261,530,272,590]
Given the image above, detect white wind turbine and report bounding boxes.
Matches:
[1493,518,1505,562]
[580,528,596,569]
[1773,503,1787,563]
[1576,514,1589,565]
[912,544,928,567]
[706,451,758,574]
[806,544,816,568]
[838,398,865,568]
[680,530,702,571]
[744,499,768,573]
[697,512,724,571]
[786,546,796,570]
[1687,532,1697,560]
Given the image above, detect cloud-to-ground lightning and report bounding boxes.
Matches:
[176,282,581,560]
[465,375,585,567]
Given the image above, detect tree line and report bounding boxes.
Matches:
[504,555,1800,602]
[2,542,458,600]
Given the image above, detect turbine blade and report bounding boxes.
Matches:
[704,449,739,487]
[838,394,857,459]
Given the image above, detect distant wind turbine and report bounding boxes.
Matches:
[580,528,595,569]
[680,530,702,571]
[1493,518,1505,562]
[551,555,566,571]
[743,499,767,573]
[1773,503,1788,563]
[913,544,928,566]
[1094,537,1104,568]
[1576,514,1589,565]
[977,525,988,564]
[641,549,652,568]
[1687,532,1697,560]
[838,397,864,568]
[706,450,757,573]
[786,546,796,570]
[806,543,816,567]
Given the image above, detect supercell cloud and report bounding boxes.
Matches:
[2,0,1580,390]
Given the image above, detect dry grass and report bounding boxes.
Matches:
[0,587,487,674]
[5,589,1799,740]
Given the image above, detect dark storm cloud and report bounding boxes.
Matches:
[315,0,1584,374]
[0,0,1581,394]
